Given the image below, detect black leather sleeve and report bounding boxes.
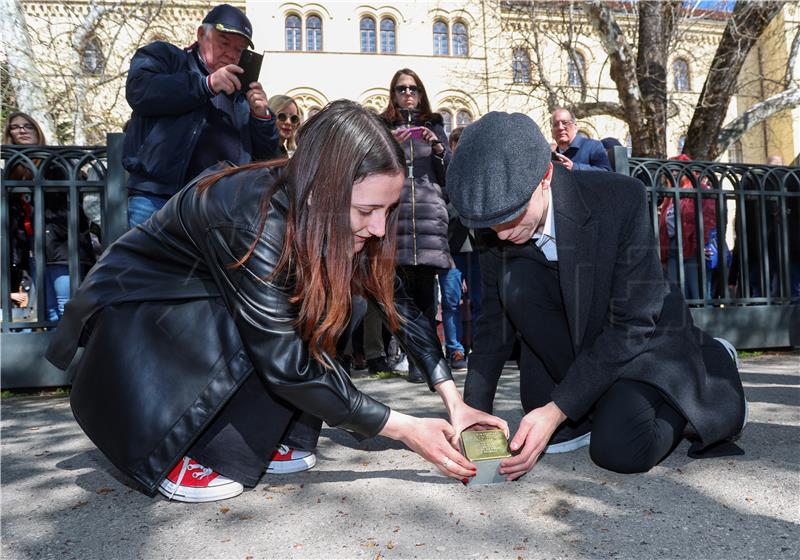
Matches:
[376,275,453,391]
[202,216,391,438]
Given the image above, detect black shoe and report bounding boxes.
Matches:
[367,356,391,376]
[406,365,425,384]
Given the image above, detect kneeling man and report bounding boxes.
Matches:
[446,112,746,480]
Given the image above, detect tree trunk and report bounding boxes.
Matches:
[683,1,783,160]
[0,0,57,141]
[635,0,680,158]
[583,1,649,155]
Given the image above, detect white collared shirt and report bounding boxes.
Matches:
[532,188,557,261]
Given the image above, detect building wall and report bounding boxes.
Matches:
[247,1,797,163]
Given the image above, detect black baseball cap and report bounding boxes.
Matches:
[202,4,254,49]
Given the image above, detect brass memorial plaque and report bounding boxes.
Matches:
[460,429,512,462]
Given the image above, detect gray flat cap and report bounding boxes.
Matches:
[446,111,551,228]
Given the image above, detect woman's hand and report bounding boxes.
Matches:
[392,128,413,143]
[499,401,566,481]
[379,411,477,481]
[420,128,445,155]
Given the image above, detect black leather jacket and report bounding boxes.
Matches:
[47,165,451,493]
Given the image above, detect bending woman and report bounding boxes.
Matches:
[46,100,505,503]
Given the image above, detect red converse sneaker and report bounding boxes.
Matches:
[158,457,243,503]
[265,444,317,474]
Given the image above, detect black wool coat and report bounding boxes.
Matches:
[464,165,746,449]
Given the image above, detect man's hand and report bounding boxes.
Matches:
[552,152,573,170]
[499,401,566,480]
[208,64,243,95]
[246,82,269,117]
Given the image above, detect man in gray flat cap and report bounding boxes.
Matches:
[446,112,747,480]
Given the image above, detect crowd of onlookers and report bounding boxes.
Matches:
[2,2,798,361]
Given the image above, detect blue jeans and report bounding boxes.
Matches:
[45,264,70,322]
[439,266,464,356]
[128,194,169,229]
[454,252,482,324]
[439,252,483,356]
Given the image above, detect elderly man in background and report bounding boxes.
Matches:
[550,108,612,172]
[124,3,280,227]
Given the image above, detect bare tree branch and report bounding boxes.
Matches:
[572,101,626,120]
[716,86,800,157]
[786,26,800,87]
[684,0,784,160]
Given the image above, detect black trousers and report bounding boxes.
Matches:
[503,251,686,474]
[189,298,369,486]
[397,264,439,329]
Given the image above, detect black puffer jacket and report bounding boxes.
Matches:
[388,114,451,269]
[46,165,452,494]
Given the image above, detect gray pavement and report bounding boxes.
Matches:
[2,352,799,560]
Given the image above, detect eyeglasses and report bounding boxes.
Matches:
[552,120,575,128]
[394,85,419,95]
[9,124,35,132]
[277,113,300,125]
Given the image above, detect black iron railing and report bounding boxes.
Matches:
[1,134,126,387]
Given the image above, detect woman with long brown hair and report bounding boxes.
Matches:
[3,112,95,322]
[380,69,452,382]
[46,100,506,503]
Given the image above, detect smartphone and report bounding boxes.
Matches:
[237,50,264,91]
[551,151,561,161]
[407,126,426,141]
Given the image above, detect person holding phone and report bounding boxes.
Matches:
[268,95,302,157]
[47,101,507,503]
[123,3,281,228]
[379,69,452,383]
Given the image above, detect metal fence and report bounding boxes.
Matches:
[1,133,127,388]
[1,141,797,388]
[612,146,799,349]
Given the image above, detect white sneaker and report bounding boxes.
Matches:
[265,444,317,474]
[544,432,591,454]
[158,456,243,503]
[714,337,740,369]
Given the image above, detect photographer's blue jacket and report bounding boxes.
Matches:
[123,41,280,197]
[556,135,613,172]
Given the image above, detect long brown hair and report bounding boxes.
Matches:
[380,68,435,125]
[199,100,406,365]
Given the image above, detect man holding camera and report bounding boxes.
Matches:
[124,3,280,227]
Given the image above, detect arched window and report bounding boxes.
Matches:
[456,110,472,127]
[512,47,530,83]
[433,20,449,56]
[306,15,322,51]
[452,21,468,57]
[286,15,302,51]
[380,17,396,54]
[81,36,105,75]
[360,17,377,53]
[567,51,586,87]
[673,58,690,92]
[439,110,453,135]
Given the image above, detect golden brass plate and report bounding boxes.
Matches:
[460,429,512,462]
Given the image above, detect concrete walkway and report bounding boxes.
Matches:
[2,352,798,560]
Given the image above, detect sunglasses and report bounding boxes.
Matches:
[394,85,419,95]
[10,124,35,132]
[277,113,300,125]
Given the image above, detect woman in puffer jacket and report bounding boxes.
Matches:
[380,69,451,383]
